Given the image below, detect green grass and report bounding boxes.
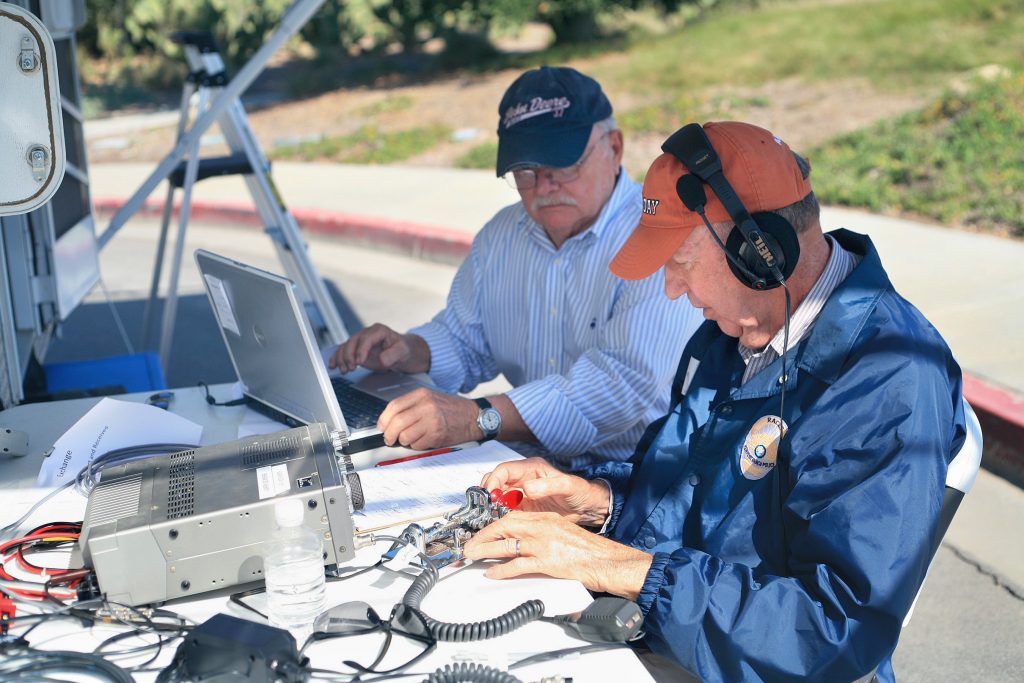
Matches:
[617,93,770,135]
[270,124,451,164]
[809,73,1024,236]
[454,141,498,171]
[598,0,1024,95]
[352,95,415,117]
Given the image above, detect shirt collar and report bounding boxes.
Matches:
[739,233,857,364]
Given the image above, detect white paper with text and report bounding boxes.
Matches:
[36,398,204,488]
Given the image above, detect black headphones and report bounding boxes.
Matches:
[661,123,800,291]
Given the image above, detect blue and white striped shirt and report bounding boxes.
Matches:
[410,172,703,468]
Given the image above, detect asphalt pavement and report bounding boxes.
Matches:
[62,160,1024,679]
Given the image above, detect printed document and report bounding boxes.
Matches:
[354,440,522,531]
[36,398,203,488]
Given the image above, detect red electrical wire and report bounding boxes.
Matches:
[0,524,83,601]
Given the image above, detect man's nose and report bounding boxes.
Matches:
[664,268,688,300]
[534,171,561,194]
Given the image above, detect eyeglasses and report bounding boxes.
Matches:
[305,601,436,676]
[504,133,610,190]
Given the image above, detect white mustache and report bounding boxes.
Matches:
[531,195,579,211]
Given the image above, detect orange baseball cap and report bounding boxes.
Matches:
[610,121,812,280]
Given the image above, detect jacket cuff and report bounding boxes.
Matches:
[636,552,672,617]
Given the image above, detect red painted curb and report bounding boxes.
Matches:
[92,197,473,263]
[963,375,1024,487]
[92,196,1024,485]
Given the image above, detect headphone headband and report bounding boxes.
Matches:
[662,123,795,289]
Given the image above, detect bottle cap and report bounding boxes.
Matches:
[274,498,305,527]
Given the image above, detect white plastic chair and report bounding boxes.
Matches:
[902,397,984,626]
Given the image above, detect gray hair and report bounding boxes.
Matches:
[773,191,821,234]
[594,116,618,135]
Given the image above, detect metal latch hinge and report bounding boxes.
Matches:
[18,35,39,73]
[27,145,50,182]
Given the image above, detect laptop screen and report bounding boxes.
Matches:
[194,249,348,433]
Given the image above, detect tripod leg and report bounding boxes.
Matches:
[147,79,196,354]
[142,183,176,350]
[158,91,208,373]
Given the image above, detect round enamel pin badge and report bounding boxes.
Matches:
[739,415,787,481]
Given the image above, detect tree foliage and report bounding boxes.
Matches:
[79,0,705,82]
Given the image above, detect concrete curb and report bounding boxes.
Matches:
[92,196,1024,485]
[963,375,1024,488]
[92,197,473,264]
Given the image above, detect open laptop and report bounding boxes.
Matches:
[194,249,431,453]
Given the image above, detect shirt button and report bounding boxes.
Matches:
[688,474,701,486]
[550,307,558,316]
[644,536,656,549]
[548,358,556,367]
[554,258,562,266]
[720,405,733,416]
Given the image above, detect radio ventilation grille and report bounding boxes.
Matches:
[88,474,143,527]
[167,450,196,519]
[241,436,301,468]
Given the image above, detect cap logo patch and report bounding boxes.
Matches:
[503,96,572,129]
[738,415,787,481]
[642,197,660,215]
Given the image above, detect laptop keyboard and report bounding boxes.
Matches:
[331,376,389,431]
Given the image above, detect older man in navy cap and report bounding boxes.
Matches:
[331,66,701,468]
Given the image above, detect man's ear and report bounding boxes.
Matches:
[608,129,625,166]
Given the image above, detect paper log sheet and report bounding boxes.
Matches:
[354,441,523,531]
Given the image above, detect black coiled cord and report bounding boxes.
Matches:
[424,662,523,683]
[399,564,544,642]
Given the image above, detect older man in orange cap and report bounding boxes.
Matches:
[465,121,966,682]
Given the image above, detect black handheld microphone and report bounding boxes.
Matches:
[676,175,766,288]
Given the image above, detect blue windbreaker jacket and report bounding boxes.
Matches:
[586,230,966,682]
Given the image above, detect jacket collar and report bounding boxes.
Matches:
[697,229,889,400]
[795,229,892,385]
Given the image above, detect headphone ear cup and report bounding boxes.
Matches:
[724,213,800,289]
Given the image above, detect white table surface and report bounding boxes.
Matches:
[0,389,654,682]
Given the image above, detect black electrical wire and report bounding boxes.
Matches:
[0,649,134,683]
[198,381,247,406]
[398,563,544,642]
[423,662,522,683]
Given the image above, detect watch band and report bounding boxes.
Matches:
[474,397,500,442]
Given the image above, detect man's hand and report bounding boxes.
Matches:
[462,511,653,600]
[328,323,430,374]
[378,388,480,449]
[482,457,610,527]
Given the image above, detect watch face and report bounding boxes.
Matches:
[479,408,501,433]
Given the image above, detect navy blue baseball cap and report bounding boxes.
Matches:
[495,66,613,177]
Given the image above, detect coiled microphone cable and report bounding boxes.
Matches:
[424,662,523,683]
[397,563,544,642]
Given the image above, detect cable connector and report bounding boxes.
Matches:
[75,571,102,602]
[546,597,643,643]
[0,596,15,635]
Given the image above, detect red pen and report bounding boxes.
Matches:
[375,446,462,467]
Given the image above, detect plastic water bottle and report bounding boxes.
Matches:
[263,498,327,643]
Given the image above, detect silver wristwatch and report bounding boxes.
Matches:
[474,397,501,442]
